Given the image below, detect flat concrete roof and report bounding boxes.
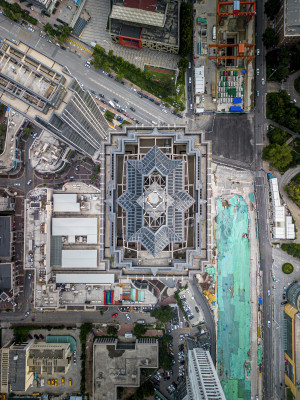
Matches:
[0,263,12,291]
[56,273,115,284]
[0,216,11,258]
[93,338,158,400]
[111,5,165,27]
[52,217,98,243]
[53,194,80,213]
[61,250,97,269]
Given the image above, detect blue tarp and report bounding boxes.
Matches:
[233,97,242,104]
[268,173,274,179]
[258,298,263,305]
[230,106,243,112]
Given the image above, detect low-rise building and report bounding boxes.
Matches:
[109,0,179,54]
[93,338,158,400]
[0,340,72,394]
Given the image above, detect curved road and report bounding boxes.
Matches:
[190,278,216,364]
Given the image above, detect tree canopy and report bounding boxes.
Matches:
[285,172,300,207]
[264,0,281,19]
[262,143,293,170]
[133,323,147,337]
[267,91,300,133]
[151,305,173,323]
[179,3,193,57]
[107,325,118,336]
[281,243,300,259]
[263,28,279,49]
[267,126,290,146]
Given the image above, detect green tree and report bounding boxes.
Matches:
[151,305,173,323]
[262,143,293,170]
[179,3,193,57]
[264,0,281,19]
[133,323,147,337]
[107,325,118,336]
[267,126,290,145]
[263,28,279,49]
[24,127,32,136]
[281,243,300,259]
[178,57,189,70]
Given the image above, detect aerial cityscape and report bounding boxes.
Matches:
[0,0,299,399]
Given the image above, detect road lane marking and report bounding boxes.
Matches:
[88,77,166,122]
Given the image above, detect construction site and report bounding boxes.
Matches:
[194,0,256,113]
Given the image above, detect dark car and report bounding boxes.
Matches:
[195,306,199,313]
[55,1,60,6]
[28,334,33,339]
[108,74,113,78]
[26,3,33,7]
[98,93,104,98]
[113,98,119,103]
[60,46,66,50]
[120,81,125,85]
[52,7,57,14]
[154,101,160,105]
[177,113,183,118]
[149,97,154,102]
[34,334,39,339]
[143,94,148,98]
[39,334,45,339]
[91,90,96,95]
[23,10,30,14]
[130,107,136,112]
[281,300,288,305]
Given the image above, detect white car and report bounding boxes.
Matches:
[162,108,167,113]
[267,321,271,328]
[14,183,20,186]
[27,180,32,185]
[261,78,265,85]
[28,27,34,32]
[256,68,259,76]
[125,313,130,320]
[256,49,260,56]
[85,62,91,68]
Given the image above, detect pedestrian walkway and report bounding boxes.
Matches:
[215,195,251,400]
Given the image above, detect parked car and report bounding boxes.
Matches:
[112,313,118,318]
[130,106,136,112]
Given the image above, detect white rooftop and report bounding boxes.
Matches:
[194,66,205,94]
[52,218,98,243]
[61,250,98,269]
[53,194,80,213]
[56,273,115,284]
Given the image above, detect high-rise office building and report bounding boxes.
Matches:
[0,38,108,158]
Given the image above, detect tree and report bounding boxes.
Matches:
[178,57,189,70]
[179,3,193,57]
[262,143,292,170]
[267,126,290,145]
[264,0,281,19]
[24,127,32,136]
[282,243,300,259]
[133,324,147,337]
[107,325,118,336]
[263,28,279,49]
[151,305,173,323]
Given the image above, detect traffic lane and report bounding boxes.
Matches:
[189,279,216,364]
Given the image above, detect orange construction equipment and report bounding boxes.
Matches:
[208,43,255,66]
[218,1,256,23]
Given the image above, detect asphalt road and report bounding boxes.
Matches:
[190,278,216,364]
[0,18,183,126]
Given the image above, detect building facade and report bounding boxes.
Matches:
[0,39,108,158]
[105,126,211,277]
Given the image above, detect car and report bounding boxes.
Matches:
[113,98,119,103]
[85,62,91,68]
[195,306,199,313]
[267,320,271,328]
[162,108,167,113]
[34,334,39,339]
[189,77,192,84]
[108,74,113,78]
[98,93,104,98]
[282,293,286,300]
[154,101,160,105]
[126,313,130,320]
[283,286,287,293]
[256,68,259,75]
[32,316,35,321]
[14,183,20,186]
[177,113,183,118]
[91,90,96,95]
[273,284,276,289]
[256,90,260,97]
[60,46,66,50]
[187,86,191,92]
[267,290,270,296]
[24,312,29,318]
[52,379,55,386]
[149,97,154,102]
[120,81,125,85]
[69,378,72,386]
[112,313,118,318]
[167,329,172,334]
[62,378,65,385]
[28,27,34,32]
[130,107,136,112]
[261,78,265,85]
[256,49,260,56]
[202,95,205,101]
[281,300,288,305]
[48,379,51,386]
[74,358,76,365]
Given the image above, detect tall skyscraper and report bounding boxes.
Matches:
[0,38,108,158]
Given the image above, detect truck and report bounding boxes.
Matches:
[108,100,115,109]
[125,332,133,338]
[212,25,216,41]
[90,42,97,48]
